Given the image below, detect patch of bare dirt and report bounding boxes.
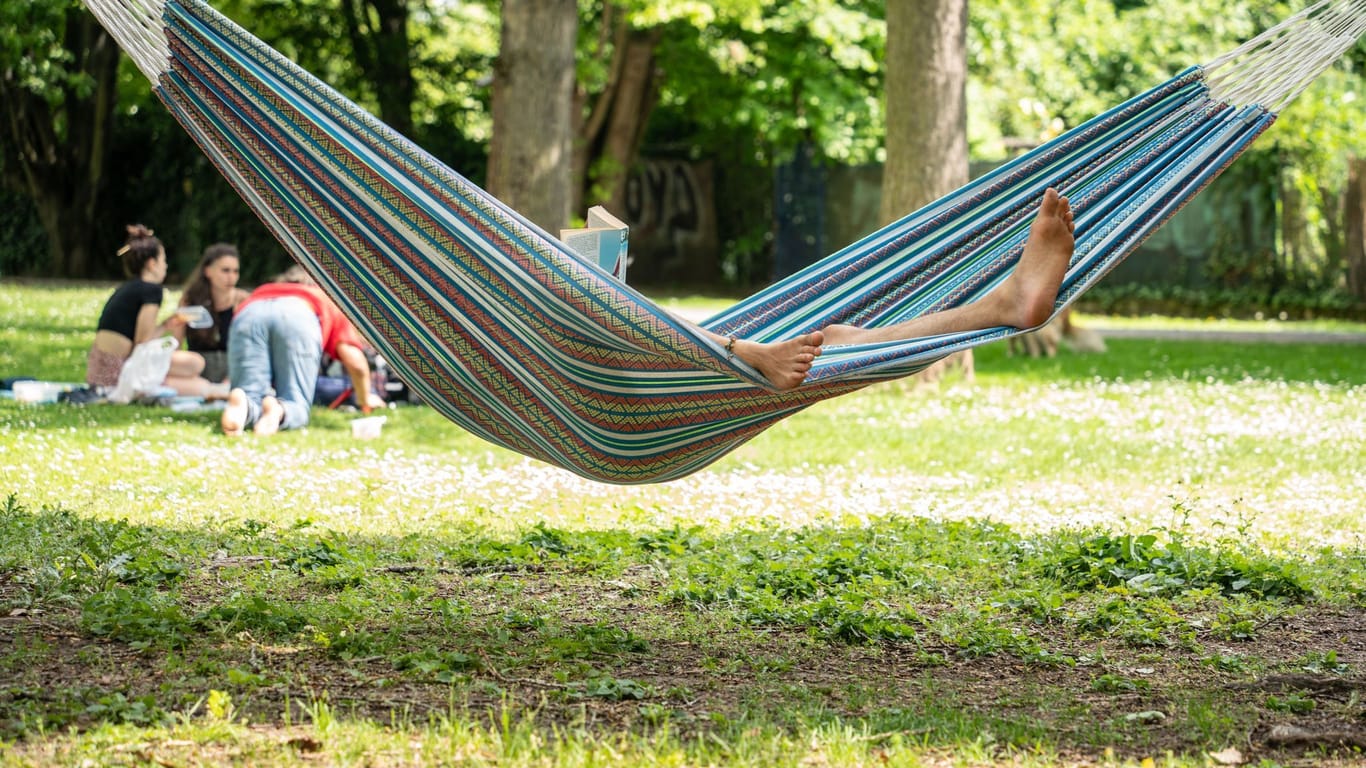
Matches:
[2,568,1365,766]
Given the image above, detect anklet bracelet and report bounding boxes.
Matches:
[725,336,737,361]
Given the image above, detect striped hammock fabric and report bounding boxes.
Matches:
[86,0,1365,483]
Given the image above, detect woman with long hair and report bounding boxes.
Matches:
[177,242,250,384]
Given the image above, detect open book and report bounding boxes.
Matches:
[560,205,630,282]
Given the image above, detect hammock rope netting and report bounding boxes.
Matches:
[86,0,1366,483]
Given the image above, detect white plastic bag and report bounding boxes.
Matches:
[108,336,179,404]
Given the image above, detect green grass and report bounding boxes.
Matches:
[1,279,1365,767]
[1076,312,1366,336]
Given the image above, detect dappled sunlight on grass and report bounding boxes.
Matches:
[2,369,1361,551]
[2,279,1361,555]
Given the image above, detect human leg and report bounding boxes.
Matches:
[85,347,125,389]
[252,395,286,436]
[221,387,250,437]
[822,188,1075,346]
[716,189,1074,391]
[222,303,273,435]
[265,298,322,431]
[167,350,206,379]
[165,350,233,398]
[700,329,825,392]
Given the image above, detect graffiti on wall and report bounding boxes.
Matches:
[622,159,718,284]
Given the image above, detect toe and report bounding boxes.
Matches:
[1039,188,1061,216]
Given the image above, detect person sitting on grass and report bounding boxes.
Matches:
[176,242,251,386]
[86,224,225,398]
[712,188,1076,390]
[220,266,384,437]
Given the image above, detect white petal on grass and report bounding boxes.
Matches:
[0,379,1361,553]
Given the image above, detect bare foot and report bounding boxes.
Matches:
[730,330,824,391]
[253,396,284,436]
[999,187,1075,329]
[221,388,248,437]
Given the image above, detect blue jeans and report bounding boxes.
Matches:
[227,297,322,429]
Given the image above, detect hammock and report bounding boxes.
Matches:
[86,0,1365,484]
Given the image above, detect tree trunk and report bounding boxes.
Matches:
[879,0,968,225]
[1278,173,1300,286]
[880,0,970,380]
[487,0,577,233]
[1346,157,1366,300]
[0,8,118,277]
[339,0,415,139]
[585,24,662,217]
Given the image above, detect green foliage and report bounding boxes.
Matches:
[196,593,310,637]
[283,539,348,572]
[571,675,651,701]
[1080,283,1366,320]
[667,519,994,644]
[0,687,174,739]
[645,0,884,166]
[545,623,650,659]
[934,609,1052,660]
[1048,529,1308,599]
[1069,595,1196,648]
[81,691,174,727]
[2,288,1366,762]
[1090,673,1149,693]
[1,0,1361,294]
[967,0,1282,155]
[0,496,191,612]
[0,189,46,276]
[394,649,479,682]
[217,0,496,159]
[80,587,192,649]
[1265,692,1315,714]
[1293,649,1350,675]
[966,0,1362,294]
[0,0,91,105]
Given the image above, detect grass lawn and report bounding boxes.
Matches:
[1,279,1364,767]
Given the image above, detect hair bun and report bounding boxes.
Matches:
[125,223,155,241]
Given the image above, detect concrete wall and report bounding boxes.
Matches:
[619,158,719,284]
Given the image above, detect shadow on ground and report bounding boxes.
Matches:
[2,500,1364,764]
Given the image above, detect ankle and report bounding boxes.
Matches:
[1018,293,1055,329]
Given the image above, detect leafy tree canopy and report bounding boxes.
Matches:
[2,0,1360,281]
[0,0,91,105]
[639,0,885,165]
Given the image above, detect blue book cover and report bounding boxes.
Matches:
[561,206,630,281]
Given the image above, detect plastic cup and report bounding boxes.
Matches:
[177,304,214,329]
[351,415,387,439]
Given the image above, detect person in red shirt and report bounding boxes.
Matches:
[220,266,383,436]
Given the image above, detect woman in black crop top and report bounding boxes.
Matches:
[86,225,223,398]
[175,243,250,384]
